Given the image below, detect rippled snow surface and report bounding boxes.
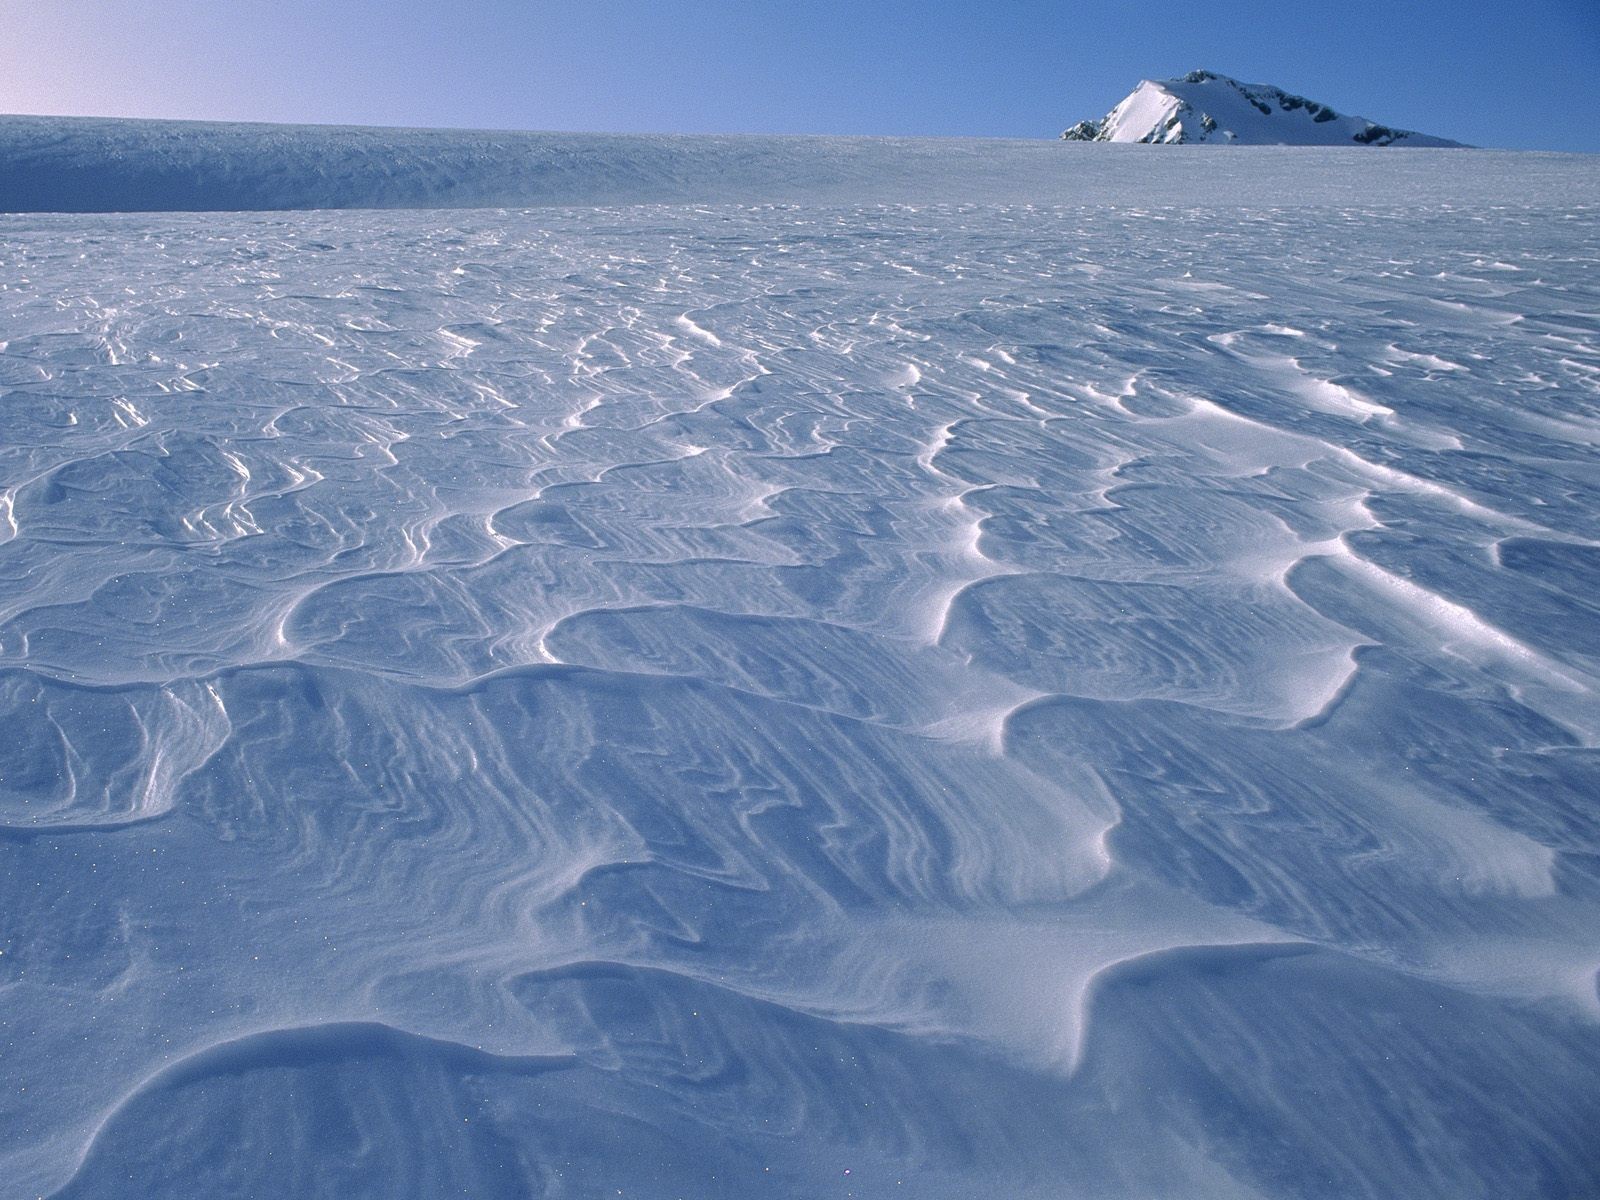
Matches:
[4,198,1600,1199]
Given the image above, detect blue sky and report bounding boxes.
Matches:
[3,0,1597,150]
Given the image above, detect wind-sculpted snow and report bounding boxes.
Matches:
[3,191,1599,1198]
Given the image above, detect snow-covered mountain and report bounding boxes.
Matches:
[1063,70,1467,146]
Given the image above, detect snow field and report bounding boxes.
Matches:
[2,180,1599,1198]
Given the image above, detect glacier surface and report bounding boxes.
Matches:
[0,115,1572,213]
[2,142,1599,1199]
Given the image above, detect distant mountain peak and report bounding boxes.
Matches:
[1062,72,1467,146]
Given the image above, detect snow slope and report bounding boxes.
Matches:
[2,140,1599,1199]
[1063,70,1468,145]
[0,112,1553,213]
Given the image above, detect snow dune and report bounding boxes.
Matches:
[2,131,1599,1198]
